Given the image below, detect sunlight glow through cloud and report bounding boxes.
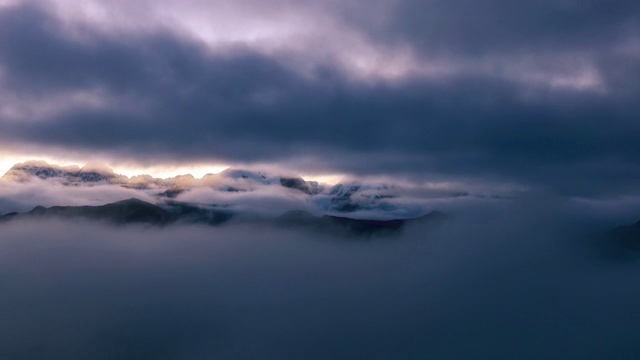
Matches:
[0,152,344,184]
[115,164,229,179]
[0,152,229,179]
[15,0,610,89]
[0,0,638,199]
[38,0,431,83]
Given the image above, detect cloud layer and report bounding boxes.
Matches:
[0,1,639,197]
[1,201,639,358]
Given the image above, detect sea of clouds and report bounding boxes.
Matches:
[1,197,639,359]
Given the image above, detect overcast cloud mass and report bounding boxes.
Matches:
[2,2,640,359]
[0,0,639,198]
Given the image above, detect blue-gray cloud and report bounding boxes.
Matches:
[0,2,639,197]
[1,202,639,359]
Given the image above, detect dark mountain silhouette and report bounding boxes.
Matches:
[280,177,311,194]
[611,219,640,251]
[276,210,448,236]
[159,188,187,199]
[0,198,175,225]
[0,198,233,226]
[0,198,446,236]
[163,201,233,225]
[590,218,640,261]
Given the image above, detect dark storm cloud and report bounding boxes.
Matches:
[350,0,640,55]
[0,2,639,196]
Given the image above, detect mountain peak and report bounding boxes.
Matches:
[79,162,115,175]
[219,168,271,181]
[4,160,68,181]
[1,160,425,220]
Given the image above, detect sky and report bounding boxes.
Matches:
[0,0,639,197]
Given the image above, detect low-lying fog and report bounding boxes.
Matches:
[1,201,639,359]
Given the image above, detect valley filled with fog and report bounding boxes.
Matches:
[1,199,639,359]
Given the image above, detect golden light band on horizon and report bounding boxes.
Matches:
[0,153,343,184]
[0,153,228,179]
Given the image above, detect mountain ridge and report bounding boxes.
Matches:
[2,160,325,193]
[0,198,447,236]
[1,160,414,217]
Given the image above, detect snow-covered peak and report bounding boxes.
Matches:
[4,161,70,181]
[0,161,442,220]
[198,168,276,191]
[328,182,362,198]
[79,162,115,175]
[3,160,128,185]
[279,176,325,195]
[169,174,196,183]
[218,168,274,184]
[322,181,397,212]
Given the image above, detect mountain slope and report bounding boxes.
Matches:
[276,209,448,236]
[0,198,447,236]
[611,219,640,251]
[1,198,176,225]
[3,161,129,185]
[1,160,452,219]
